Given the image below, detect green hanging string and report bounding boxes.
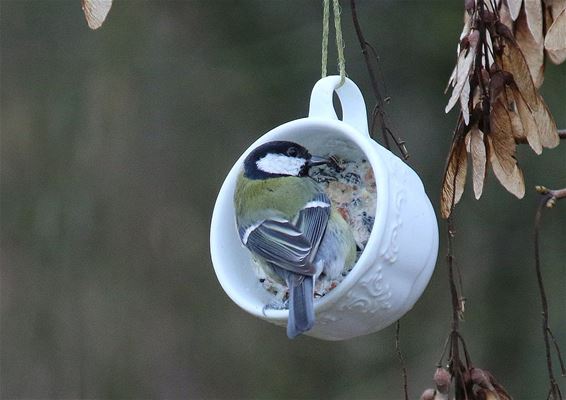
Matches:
[321,0,346,86]
[321,0,330,78]
[332,0,346,85]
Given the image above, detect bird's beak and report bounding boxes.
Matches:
[308,155,330,167]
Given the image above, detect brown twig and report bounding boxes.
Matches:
[446,218,460,334]
[395,321,409,400]
[534,186,566,400]
[349,0,409,159]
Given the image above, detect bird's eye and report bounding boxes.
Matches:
[287,147,298,157]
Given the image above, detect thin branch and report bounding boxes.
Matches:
[437,334,452,367]
[446,216,469,399]
[534,185,566,400]
[447,217,461,333]
[395,321,409,400]
[349,0,409,159]
[548,329,566,377]
[349,0,387,147]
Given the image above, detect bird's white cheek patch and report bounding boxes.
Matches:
[256,154,306,176]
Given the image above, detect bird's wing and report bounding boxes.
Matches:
[240,192,331,276]
[295,192,331,259]
[243,219,316,275]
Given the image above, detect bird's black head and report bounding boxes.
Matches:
[243,141,327,180]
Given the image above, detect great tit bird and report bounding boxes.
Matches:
[234,141,356,338]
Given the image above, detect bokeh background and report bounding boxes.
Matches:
[1,1,565,398]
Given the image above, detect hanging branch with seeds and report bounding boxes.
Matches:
[440,0,565,219]
[421,1,566,399]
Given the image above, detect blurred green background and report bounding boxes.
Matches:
[1,1,564,398]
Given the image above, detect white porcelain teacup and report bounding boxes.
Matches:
[210,76,438,340]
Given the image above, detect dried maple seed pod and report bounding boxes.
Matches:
[545,6,566,64]
[489,71,507,101]
[507,0,522,21]
[489,63,498,74]
[460,34,470,49]
[468,30,481,48]
[420,388,436,400]
[481,67,491,87]
[473,387,490,399]
[433,367,452,394]
[495,21,515,40]
[470,368,495,391]
[440,0,560,218]
[482,9,497,23]
[82,0,113,30]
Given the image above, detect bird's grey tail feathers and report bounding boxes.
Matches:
[286,274,315,339]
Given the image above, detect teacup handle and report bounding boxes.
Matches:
[308,76,370,137]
